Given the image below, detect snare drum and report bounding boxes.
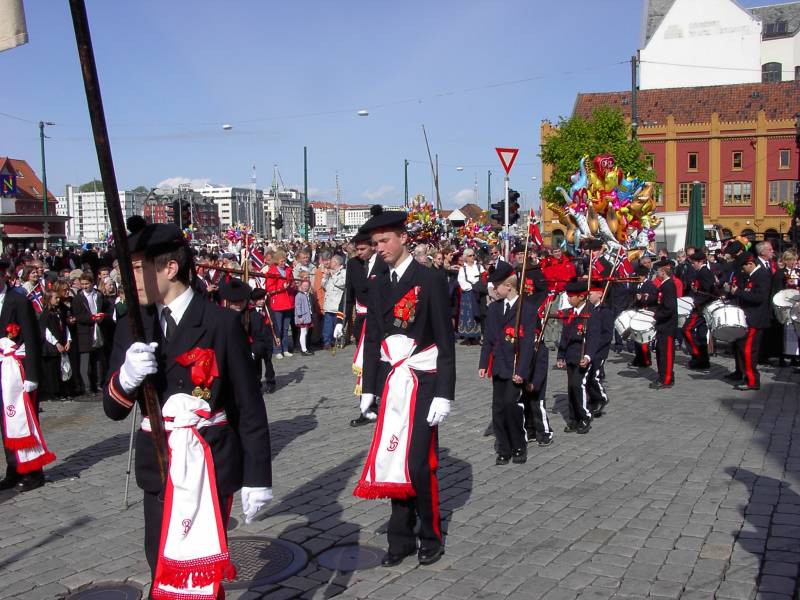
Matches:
[773,289,800,325]
[791,303,800,337]
[614,309,638,340]
[629,310,656,345]
[710,304,747,342]
[677,296,695,328]
[703,299,726,329]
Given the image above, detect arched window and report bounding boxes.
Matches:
[722,228,733,239]
[741,228,755,241]
[762,62,782,83]
[764,228,779,241]
[551,229,565,247]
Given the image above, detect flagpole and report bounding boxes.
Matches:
[244,230,250,283]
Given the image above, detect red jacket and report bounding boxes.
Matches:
[542,256,576,293]
[266,264,295,311]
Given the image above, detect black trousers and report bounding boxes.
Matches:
[79,348,107,392]
[387,394,442,556]
[735,327,763,388]
[143,490,232,578]
[565,364,592,424]
[491,376,526,457]
[520,385,551,440]
[683,311,709,365]
[254,355,275,385]
[585,359,609,411]
[633,342,651,366]
[655,331,675,385]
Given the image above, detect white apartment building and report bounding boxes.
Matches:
[60,186,146,243]
[639,0,800,89]
[193,184,265,235]
[264,188,304,240]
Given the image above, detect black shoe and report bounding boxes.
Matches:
[16,473,44,492]
[350,414,373,427]
[538,435,553,447]
[689,362,710,371]
[576,420,591,434]
[511,449,527,464]
[90,387,99,394]
[496,455,510,465]
[381,549,415,567]
[734,384,760,391]
[0,474,20,491]
[264,382,276,394]
[483,424,494,437]
[563,422,577,433]
[418,546,444,566]
[649,381,674,390]
[592,400,608,418]
[723,371,743,382]
[300,351,313,356]
[627,361,643,368]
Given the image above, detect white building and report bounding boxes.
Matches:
[264,188,304,240]
[60,185,146,243]
[193,184,264,235]
[639,0,800,90]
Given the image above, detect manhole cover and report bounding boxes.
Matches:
[226,536,308,590]
[66,583,142,599]
[317,545,384,572]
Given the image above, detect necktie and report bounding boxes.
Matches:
[162,306,177,343]
[504,301,510,315]
[391,271,398,286]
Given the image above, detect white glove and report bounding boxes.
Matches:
[426,397,451,427]
[360,393,377,419]
[242,486,273,524]
[22,381,38,393]
[119,342,159,394]
[333,323,343,339]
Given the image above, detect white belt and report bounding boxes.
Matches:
[355,300,368,315]
[141,409,227,433]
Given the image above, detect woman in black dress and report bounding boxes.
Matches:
[38,290,72,401]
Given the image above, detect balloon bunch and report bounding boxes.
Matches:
[224,224,253,244]
[549,153,661,256]
[455,218,497,250]
[182,226,194,241]
[406,199,446,244]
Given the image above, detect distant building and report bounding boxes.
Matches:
[60,184,145,243]
[143,187,220,239]
[264,188,304,240]
[193,184,264,235]
[0,157,68,249]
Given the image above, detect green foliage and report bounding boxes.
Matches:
[78,179,103,192]
[132,186,149,194]
[540,107,655,204]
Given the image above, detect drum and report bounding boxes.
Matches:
[629,310,656,345]
[791,302,800,337]
[773,289,800,325]
[677,296,695,328]
[614,309,638,340]
[703,299,726,329]
[710,305,747,343]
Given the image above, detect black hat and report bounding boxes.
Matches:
[219,278,251,303]
[653,259,673,270]
[725,241,744,255]
[582,239,603,250]
[128,224,187,257]
[351,231,371,245]
[126,215,147,235]
[635,264,650,277]
[688,252,707,262]
[487,261,514,285]
[251,288,267,301]
[358,205,407,235]
[564,280,590,296]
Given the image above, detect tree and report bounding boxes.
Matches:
[540,107,655,205]
[78,179,103,192]
[132,186,149,194]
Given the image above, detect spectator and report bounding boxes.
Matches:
[321,254,346,349]
[38,290,71,402]
[294,277,314,356]
[266,250,295,358]
[72,272,109,394]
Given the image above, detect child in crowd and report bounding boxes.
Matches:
[294,277,314,356]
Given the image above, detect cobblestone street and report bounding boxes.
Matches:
[1,345,799,599]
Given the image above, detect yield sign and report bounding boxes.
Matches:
[495,147,519,175]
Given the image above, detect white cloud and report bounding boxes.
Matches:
[156,176,213,189]
[361,185,395,202]
[448,188,476,208]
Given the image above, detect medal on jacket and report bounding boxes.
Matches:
[393,286,421,329]
[175,348,219,400]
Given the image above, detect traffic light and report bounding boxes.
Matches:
[274,215,284,230]
[305,205,316,228]
[171,199,180,226]
[490,200,505,225]
[508,189,520,225]
[180,201,192,228]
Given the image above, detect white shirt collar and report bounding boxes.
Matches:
[390,253,414,282]
[505,295,518,309]
[157,286,195,326]
[367,253,377,275]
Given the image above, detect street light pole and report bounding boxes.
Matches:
[304,146,309,242]
[404,159,409,208]
[39,120,54,249]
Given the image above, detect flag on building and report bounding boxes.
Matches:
[0,0,28,52]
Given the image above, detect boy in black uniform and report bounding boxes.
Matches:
[102,225,272,597]
[478,262,538,464]
[684,252,716,370]
[647,260,678,389]
[354,208,455,568]
[556,281,599,434]
[586,281,613,416]
[250,287,276,393]
[630,265,657,368]
[731,253,771,390]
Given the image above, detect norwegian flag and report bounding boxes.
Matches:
[528,209,544,248]
[615,247,634,279]
[28,282,44,314]
[249,245,265,272]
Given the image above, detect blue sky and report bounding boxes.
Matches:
[2,0,768,210]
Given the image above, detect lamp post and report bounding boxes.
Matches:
[39,121,54,249]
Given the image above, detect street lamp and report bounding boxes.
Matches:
[357,109,369,117]
[39,121,55,249]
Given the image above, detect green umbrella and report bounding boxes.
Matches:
[685,182,705,250]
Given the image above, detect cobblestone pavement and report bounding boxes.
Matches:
[1,344,799,600]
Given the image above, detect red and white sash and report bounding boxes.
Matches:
[352,317,367,396]
[143,394,235,600]
[0,338,55,473]
[353,335,437,500]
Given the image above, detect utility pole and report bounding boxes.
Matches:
[504,175,510,258]
[250,165,257,233]
[487,170,492,212]
[39,120,54,250]
[303,146,309,241]
[404,159,409,208]
[793,113,800,249]
[631,54,639,140]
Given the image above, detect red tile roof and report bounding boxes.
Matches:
[573,80,799,125]
[0,156,57,202]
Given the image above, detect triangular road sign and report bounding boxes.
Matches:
[495,147,519,175]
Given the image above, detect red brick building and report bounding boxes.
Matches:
[541,81,800,244]
[0,157,68,248]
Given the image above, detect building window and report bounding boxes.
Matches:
[763,20,788,37]
[645,153,655,170]
[779,149,791,169]
[762,62,782,83]
[723,182,752,205]
[796,66,800,81]
[769,180,797,205]
[732,151,743,170]
[679,182,707,206]
[687,153,698,171]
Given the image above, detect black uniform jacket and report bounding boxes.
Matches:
[342,254,389,312]
[246,308,273,358]
[39,309,69,358]
[0,289,41,382]
[361,259,455,402]
[557,303,600,366]
[733,265,772,330]
[103,292,271,495]
[479,297,538,382]
[589,302,614,362]
[72,289,108,351]
[689,265,717,309]
[651,277,678,334]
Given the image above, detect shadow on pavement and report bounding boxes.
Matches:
[274,365,307,392]
[0,516,93,569]
[270,414,318,458]
[46,432,129,482]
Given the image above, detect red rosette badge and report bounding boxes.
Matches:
[175,348,219,400]
[6,323,20,341]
